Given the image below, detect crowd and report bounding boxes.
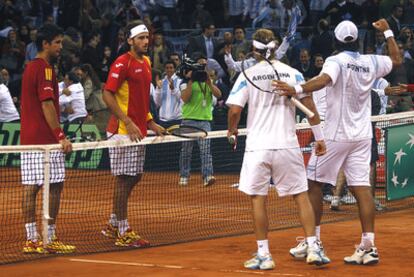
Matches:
[1,0,414,127]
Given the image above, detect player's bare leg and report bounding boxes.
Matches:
[293,192,315,237]
[22,185,41,224]
[307,180,324,226]
[331,170,346,210]
[348,186,375,233]
[113,174,149,247]
[244,195,275,270]
[49,182,63,226]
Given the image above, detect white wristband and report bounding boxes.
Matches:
[294,84,303,94]
[384,30,394,39]
[311,124,324,141]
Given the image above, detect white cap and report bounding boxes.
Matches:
[334,20,358,43]
[129,24,149,39]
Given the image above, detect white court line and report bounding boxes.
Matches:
[69,258,304,276]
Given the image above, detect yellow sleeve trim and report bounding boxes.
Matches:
[146,112,153,122]
[143,55,151,67]
[45,68,53,81]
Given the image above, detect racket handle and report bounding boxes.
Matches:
[228,135,236,145]
[290,97,315,118]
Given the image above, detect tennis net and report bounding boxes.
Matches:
[1,111,414,264]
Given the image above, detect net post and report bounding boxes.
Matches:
[42,148,52,247]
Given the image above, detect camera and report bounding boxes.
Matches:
[176,55,207,82]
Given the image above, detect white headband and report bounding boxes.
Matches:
[252,40,276,58]
[129,24,149,38]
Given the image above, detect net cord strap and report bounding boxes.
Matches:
[42,149,51,247]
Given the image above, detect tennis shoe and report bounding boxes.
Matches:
[23,239,46,254]
[341,194,357,205]
[115,229,150,248]
[374,198,385,211]
[330,196,340,211]
[244,253,275,270]
[290,238,330,264]
[289,237,307,259]
[344,246,379,265]
[45,236,76,254]
[306,243,323,266]
[323,195,334,203]
[203,176,215,186]
[179,177,188,186]
[101,223,118,238]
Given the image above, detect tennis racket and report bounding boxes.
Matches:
[165,125,208,139]
[241,52,315,118]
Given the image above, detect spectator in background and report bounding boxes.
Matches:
[309,0,331,26]
[322,0,362,26]
[100,46,114,82]
[361,0,381,28]
[114,0,140,27]
[225,0,245,27]
[0,81,20,123]
[152,0,179,29]
[294,49,313,80]
[58,71,88,125]
[309,53,324,78]
[385,41,414,112]
[252,0,283,30]
[81,31,102,79]
[179,54,221,187]
[243,0,267,27]
[169,52,181,67]
[25,28,38,63]
[111,28,127,60]
[190,0,213,29]
[373,30,386,55]
[386,4,404,37]
[19,24,31,44]
[281,0,307,29]
[310,19,333,60]
[0,29,25,79]
[231,26,251,61]
[148,32,171,73]
[153,60,182,127]
[403,0,414,25]
[186,22,219,60]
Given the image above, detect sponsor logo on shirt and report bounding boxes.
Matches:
[44,86,53,91]
[347,64,370,73]
[135,68,143,73]
[111,73,119,78]
[115,63,124,68]
[230,80,247,95]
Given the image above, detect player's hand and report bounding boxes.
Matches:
[168,78,174,90]
[314,140,326,156]
[125,119,144,142]
[59,138,72,154]
[62,88,71,96]
[385,85,404,95]
[224,44,232,55]
[227,129,238,150]
[272,80,296,97]
[372,19,390,32]
[148,120,165,136]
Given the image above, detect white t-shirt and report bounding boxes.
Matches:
[59,82,88,122]
[226,60,307,151]
[0,84,19,122]
[312,87,327,121]
[321,51,392,141]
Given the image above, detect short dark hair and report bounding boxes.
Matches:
[334,38,359,52]
[233,25,245,35]
[36,23,63,51]
[66,71,80,83]
[191,52,207,61]
[164,60,176,68]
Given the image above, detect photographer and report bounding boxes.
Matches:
[178,53,222,187]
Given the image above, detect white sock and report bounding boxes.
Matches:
[25,222,38,241]
[257,240,270,256]
[47,224,56,242]
[315,226,321,241]
[109,214,118,227]
[360,232,375,250]
[118,219,130,236]
[306,236,317,248]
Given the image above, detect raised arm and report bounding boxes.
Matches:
[372,19,402,67]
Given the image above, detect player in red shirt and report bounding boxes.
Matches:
[101,21,164,247]
[20,24,75,254]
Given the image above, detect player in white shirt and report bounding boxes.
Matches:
[153,60,182,127]
[226,28,327,270]
[274,19,402,265]
[0,83,19,122]
[59,72,88,124]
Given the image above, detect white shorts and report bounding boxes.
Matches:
[21,151,65,186]
[108,133,146,176]
[239,148,308,197]
[307,139,371,186]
